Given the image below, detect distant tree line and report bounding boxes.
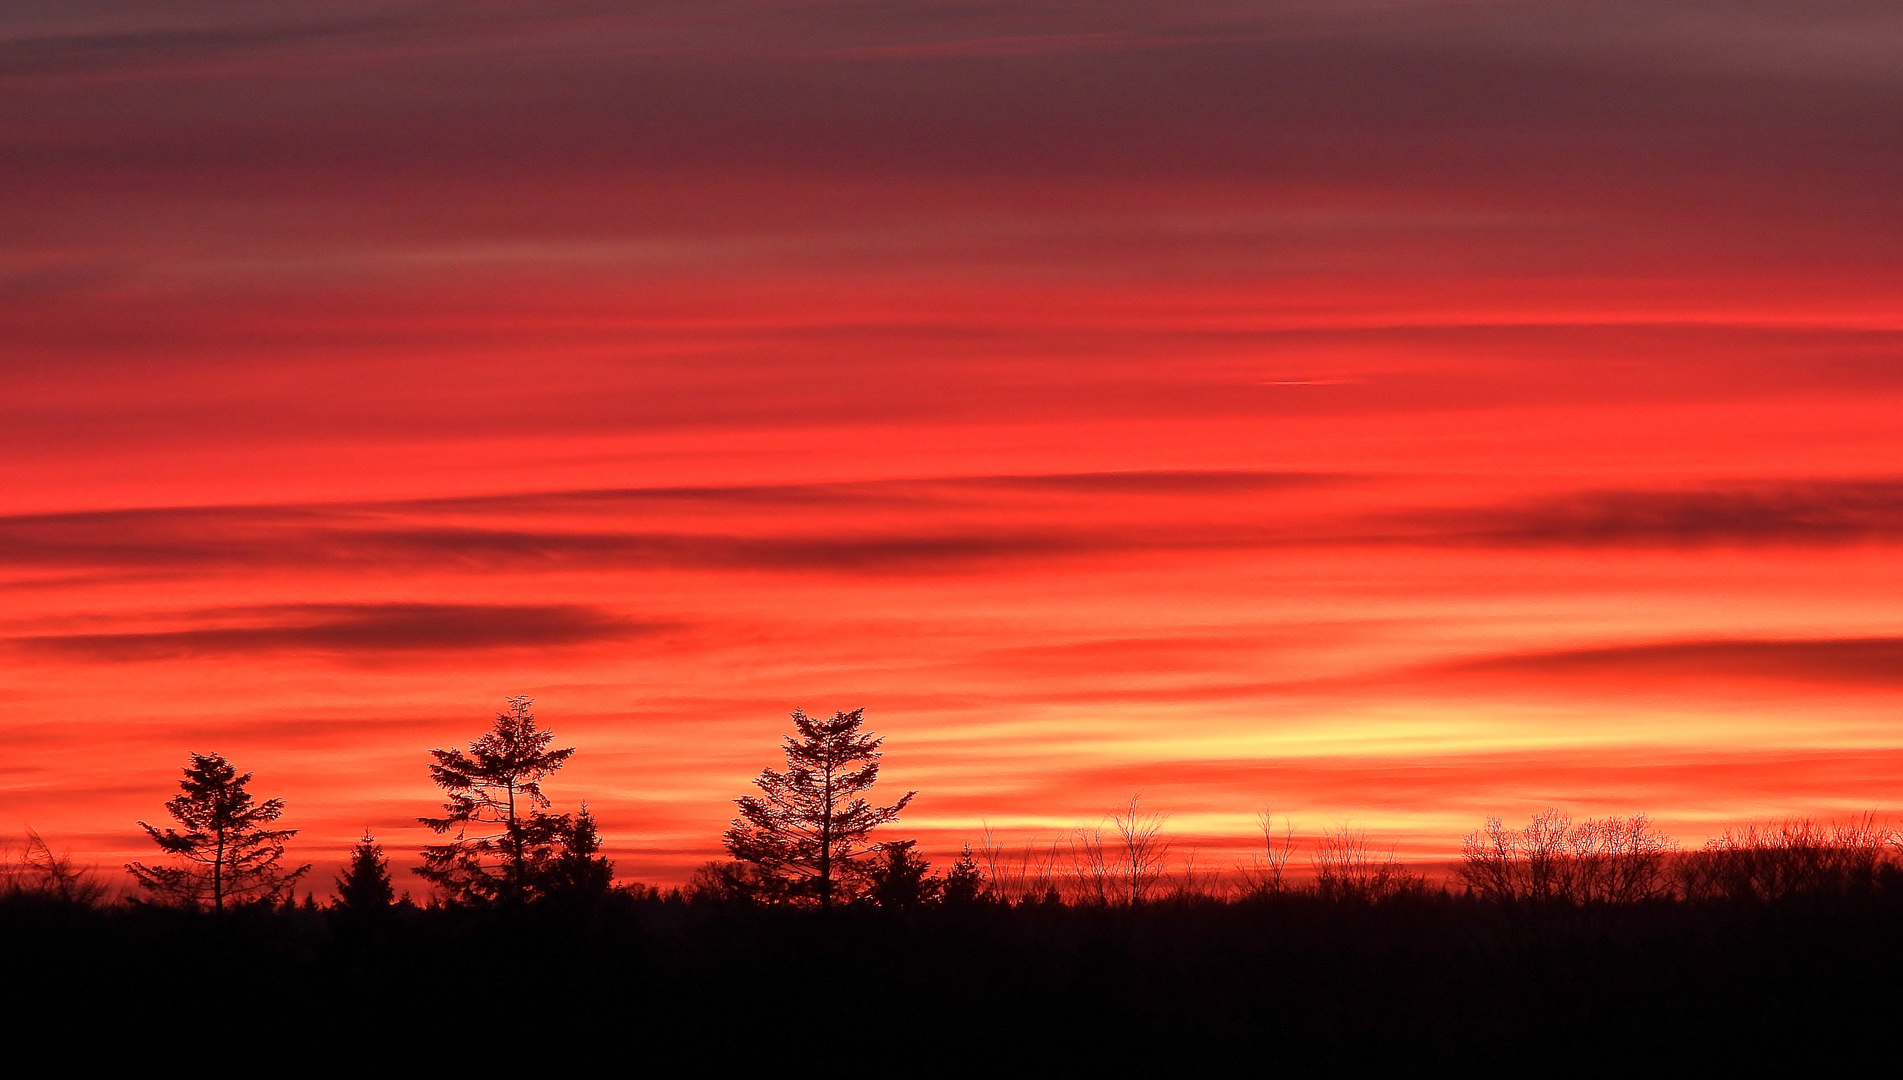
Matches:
[4,698,1902,912]
[8,701,1903,1075]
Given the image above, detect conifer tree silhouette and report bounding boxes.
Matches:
[334,831,396,911]
[723,708,915,908]
[543,804,616,904]
[416,697,575,905]
[864,839,941,908]
[127,752,309,911]
[943,843,986,905]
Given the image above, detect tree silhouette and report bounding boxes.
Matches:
[864,839,941,908]
[542,804,616,905]
[1110,795,1171,905]
[334,831,396,912]
[724,708,915,908]
[943,843,985,905]
[416,697,575,905]
[127,752,309,911]
[3,829,108,904]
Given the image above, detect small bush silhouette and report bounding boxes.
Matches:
[3,830,110,905]
[1460,809,1677,906]
[1312,827,1425,902]
[1678,814,1895,902]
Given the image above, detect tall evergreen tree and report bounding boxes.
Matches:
[723,708,915,908]
[127,752,309,911]
[417,697,575,905]
[334,831,396,911]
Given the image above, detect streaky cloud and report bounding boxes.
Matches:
[1390,480,1903,548]
[1435,636,1903,688]
[9,602,653,661]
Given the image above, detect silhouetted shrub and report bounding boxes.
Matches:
[1678,814,1895,902]
[2,830,110,905]
[1460,809,1677,906]
[861,840,942,908]
[1312,828,1427,902]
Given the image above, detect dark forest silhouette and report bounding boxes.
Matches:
[5,699,1903,1067]
[2,697,1895,910]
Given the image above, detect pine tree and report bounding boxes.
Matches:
[864,839,942,908]
[543,804,616,904]
[943,843,986,905]
[416,697,575,905]
[127,752,309,911]
[334,831,396,911]
[723,708,915,908]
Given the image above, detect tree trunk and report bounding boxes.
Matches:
[213,826,226,912]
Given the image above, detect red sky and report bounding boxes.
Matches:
[4,1,1902,888]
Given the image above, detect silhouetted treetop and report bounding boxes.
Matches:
[416,696,578,906]
[543,804,616,906]
[943,843,985,906]
[334,831,396,912]
[864,839,941,909]
[724,708,915,908]
[127,752,308,911]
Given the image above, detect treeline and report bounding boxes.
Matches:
[5,698,1903,912]
[6,701,1903,1067]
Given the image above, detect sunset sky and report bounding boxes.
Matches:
[5,1,1902,887]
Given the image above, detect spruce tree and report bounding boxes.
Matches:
[864,839,941,908]
[543,804,616,904]
[127,752,309,911]
[416,697,575,905]
[334,831,396,911]
[723,708,915,908]
[943,843,986,905]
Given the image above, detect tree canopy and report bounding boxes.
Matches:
[127,752,308,910]
[724,708,915,908]
[334,831,397,912]
[416,696,600,905]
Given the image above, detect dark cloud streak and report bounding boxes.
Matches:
[1438,637,1903,688]
[1398,482,1903,548]
[9,602,652,661]
[3,476,1902,581]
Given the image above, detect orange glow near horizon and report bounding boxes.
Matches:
[5,1,1903,890]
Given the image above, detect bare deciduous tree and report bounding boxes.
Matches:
[1110,796,1171,905]
[1069,826,1113,906]
[3,830,110,905]
[1460,809,1676,905]
[1169,849,1222,903]
[1312,827,1423,902]
[1237,808,1297,898]
[1678,814,1893,902]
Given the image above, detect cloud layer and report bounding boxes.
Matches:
[3,1,1901,885]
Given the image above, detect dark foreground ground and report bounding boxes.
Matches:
[6,892,1901,1071]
